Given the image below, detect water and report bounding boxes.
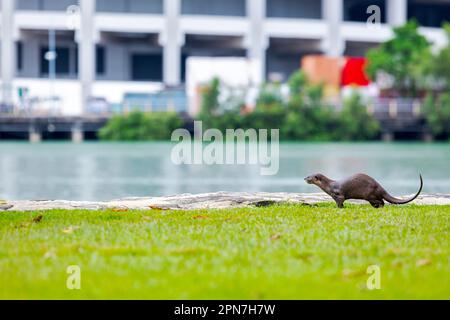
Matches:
[0,142,449,201]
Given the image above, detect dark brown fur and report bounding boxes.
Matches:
[304,173,423,209]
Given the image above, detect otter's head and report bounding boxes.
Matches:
[304,174,327,187]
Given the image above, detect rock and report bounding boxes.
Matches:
[0,204,14,211]
[2,192,450,212]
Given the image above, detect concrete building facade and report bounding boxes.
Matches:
[0,0,449,114]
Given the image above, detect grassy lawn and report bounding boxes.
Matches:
[0,204,449,300]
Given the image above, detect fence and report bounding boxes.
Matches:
[368,98,423,119]
[0,81,187,116]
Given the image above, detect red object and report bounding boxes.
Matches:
[341,57,370,87]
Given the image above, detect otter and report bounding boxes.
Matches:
[304,173,423,208]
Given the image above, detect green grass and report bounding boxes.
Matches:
[0,204,449,300]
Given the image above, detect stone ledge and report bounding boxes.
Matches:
[1,192,450,212]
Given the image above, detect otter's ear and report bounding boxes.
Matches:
[314,175,320,181]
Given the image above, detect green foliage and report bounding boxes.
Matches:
[288,69,308,96]
[255,83,284,110]
[366,20,431,96]
[247,83,286,132]
[198,77,221,129]
[195,71,380,141]
[100,71,381,142]
[282,108,335,141]
[283,72,337,140]
[99,111,183,141]
[200,77,220,116]
[420,23,450,139]
[423,93,450,137]
[206,109,243,133]
[336,93,381,141]
[244,107,286,133]
[426,23,450,90]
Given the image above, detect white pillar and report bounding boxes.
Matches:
[1,0,16,105]
[247,0,267,84]
[322,0,345,57]
[388,0,407,27]
[29,124,42,143]
[71,121,84,143]
[162,0,182,86]
[79,0,96,114]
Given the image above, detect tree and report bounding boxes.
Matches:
[288,69,308,96]
[427,23,450,90]
[336,93,380,141]
[366,20,432,97]
[421,23,450,139]
[283,71,336,140]
[255,82,284,110]
[423,93,450,138]
[245,83,285,136]
[99,111,183,141]
[198,78,221,129]
[200,77,220,116]
[194,71,383,141]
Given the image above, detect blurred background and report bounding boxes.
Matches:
[0,0,449,200]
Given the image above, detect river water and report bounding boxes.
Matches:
[0,142,449,201]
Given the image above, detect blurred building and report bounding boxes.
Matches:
[0,0,449,114]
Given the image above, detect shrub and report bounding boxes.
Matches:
[336,93,380,141]
[195,72,381,142]
[282,72,336,140]
[423,93,450,138]
[99,111,183,141]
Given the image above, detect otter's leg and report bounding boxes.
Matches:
[334,197,345,209]
[370,200,384,209]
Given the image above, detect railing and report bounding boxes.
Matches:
[0,79,426,118]
[0,81,187,116]
[266,0,322,19]
[96,0,164,14]
[181,0,246,17]
[16,0,79,11]
[367,98,423,119]
[121,90,187,113]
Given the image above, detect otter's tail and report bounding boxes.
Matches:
[383,174,423,205]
